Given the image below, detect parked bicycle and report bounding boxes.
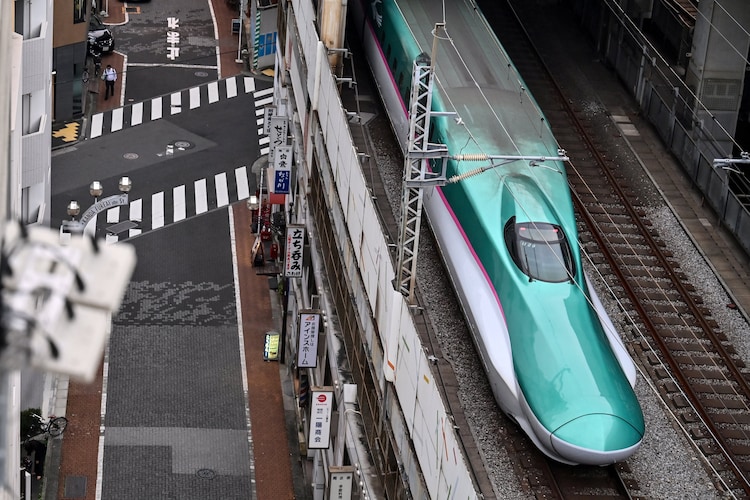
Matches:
[23,413,68,442]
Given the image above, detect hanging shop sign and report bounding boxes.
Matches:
[263,106,276,135]
[328,466,355,500]
[308,388,334,450]
[273,145,293,194]
[297,311,320,368]
[268,115,288,154]
[284,225,305,278]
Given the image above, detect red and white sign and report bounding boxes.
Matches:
[308,388,334,449]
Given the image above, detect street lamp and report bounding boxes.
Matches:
[89,181,103,199]
[119,176,132,193]
[61,177,133,240]
[67,201,81,220]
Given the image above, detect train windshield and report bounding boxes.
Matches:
[505,220,575,283]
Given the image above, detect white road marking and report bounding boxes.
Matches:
[152,191,165,229]
[173,185,186,221]
[190,87,200,109]
[216,172,229,207]
[226,77,238,98]
[208,81,219,103]
[171,92,182,114]
[131,102,143,126]
[235,166,249,200]
[107,207,119,223]
[129,198,142,237]
[91,113,104,138]
[151,97,163,120]
[195,179,208,214]
[111,107,124,132]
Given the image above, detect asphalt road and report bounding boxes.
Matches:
[112,0,222,102]
[50,82,268,234]
[47,0,271,496]
[102,209,256,498]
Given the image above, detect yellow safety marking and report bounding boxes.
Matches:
[423,374,430,384]
[52,122,80,143]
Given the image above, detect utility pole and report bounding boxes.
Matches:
[236,0,247,63]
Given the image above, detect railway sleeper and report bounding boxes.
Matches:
[665,340,725,351]
[701,397,750,410]
[711,413,750,425]
[681,367,733,380]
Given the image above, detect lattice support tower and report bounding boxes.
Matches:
[396,46,450,304]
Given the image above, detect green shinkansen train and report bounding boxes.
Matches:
[351,0,644,465]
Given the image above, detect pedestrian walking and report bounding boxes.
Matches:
[102,64,117,100]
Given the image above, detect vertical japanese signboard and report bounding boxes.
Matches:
[328,466,354,500]
[263,106,276,135]
[268,115,289,156]
[284,224,305,278]
[297,311,320,368]
[308,388,334,449]
[273,145,293,194]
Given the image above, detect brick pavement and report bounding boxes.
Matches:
[50,2,296,498]
[232,205,295,500]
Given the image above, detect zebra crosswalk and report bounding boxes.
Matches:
[95,165,257,244]
[89,75,274,156]
[83,75,278,241]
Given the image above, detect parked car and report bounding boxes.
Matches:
[88,15,115,55]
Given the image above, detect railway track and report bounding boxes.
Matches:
[342,0,750,497]
[479,0,750,497]
[504,420,636,499]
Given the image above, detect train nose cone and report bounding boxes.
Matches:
[550,414,643,465]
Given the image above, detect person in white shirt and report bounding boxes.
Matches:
[103,64,117,100]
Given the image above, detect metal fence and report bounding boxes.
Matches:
[570,0,750,253]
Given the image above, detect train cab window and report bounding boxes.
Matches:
[504,219,574,283]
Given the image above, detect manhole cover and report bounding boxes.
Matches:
[195,71,209,78]
[196,469,215,479]
[173,140,193,150]
[123,153,139,160]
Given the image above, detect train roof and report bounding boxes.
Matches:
[397,0,561,159]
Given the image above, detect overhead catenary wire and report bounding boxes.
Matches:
[696,0,750,67]
[603,0,746,155]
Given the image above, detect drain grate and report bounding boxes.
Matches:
[123,152,139,160]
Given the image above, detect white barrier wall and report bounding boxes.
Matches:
[288,1,480,498]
